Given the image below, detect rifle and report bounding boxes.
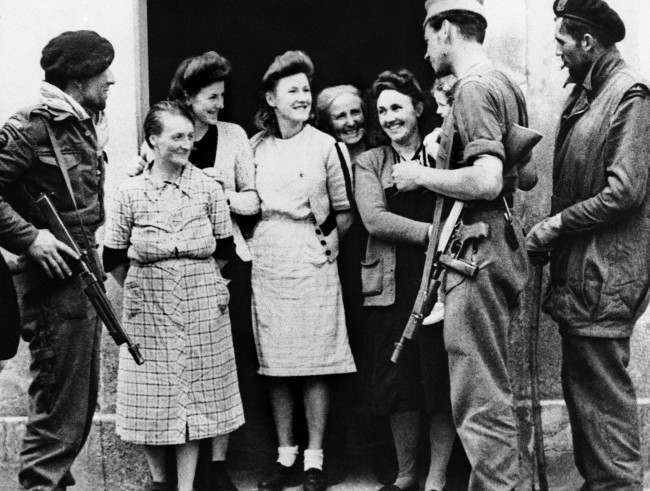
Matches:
[528,252,549,491]
[35,193,145,365]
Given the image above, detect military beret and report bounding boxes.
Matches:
[40,30,114,81]
[424,0,486,27]
[553,0,625,43]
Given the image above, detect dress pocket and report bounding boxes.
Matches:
[123,280,143,319]
[361,257,383,296]
[214,276,231,314]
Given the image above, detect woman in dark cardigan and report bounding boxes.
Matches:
[354,69,456,491]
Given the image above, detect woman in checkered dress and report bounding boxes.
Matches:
[102,101,244,491]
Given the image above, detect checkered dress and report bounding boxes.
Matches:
[104,164,244,444]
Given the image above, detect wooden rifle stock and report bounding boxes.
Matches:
[35,193,145,365]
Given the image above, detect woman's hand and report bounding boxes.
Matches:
[126,155,148,177]
[392,161,425,192]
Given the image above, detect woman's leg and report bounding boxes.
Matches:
[176,440,200,491]
[302,377,329,491]
[211,434,229,462]
[142,445,169,483]
[389,410,420,490]
[302,376,329,451]
[258,378,301,491]
[425,410,456,490]
[269,377,295,447]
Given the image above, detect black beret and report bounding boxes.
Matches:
[40,30,114,81]
[553,0,625,43]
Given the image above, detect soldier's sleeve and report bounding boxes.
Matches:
[453,80,506,165]
[0,116,40,253]
[560,86,650,232]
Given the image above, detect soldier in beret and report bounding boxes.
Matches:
[0,30,115,490]
[527,1,649,488]
[391,0,533,488]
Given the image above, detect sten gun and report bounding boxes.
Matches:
[391,202,490,364]
[35,193,145,365]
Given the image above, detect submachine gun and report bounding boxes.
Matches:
[35,193,145,365]
[390,200,486,364]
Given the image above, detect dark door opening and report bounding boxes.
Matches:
[147,0,434,136]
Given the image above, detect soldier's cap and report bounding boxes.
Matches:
[553,0,625,43]
[41,30,114,81]
[423,0,486,27]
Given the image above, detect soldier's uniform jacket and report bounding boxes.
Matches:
[545,48,650,337]
[0,103,106,253]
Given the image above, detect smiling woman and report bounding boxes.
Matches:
[249,50,356,491]
[354,69,457,491]
[316,85,367,160]
[102,101,244,491]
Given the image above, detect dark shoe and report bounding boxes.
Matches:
[371,441,397,485]
[303,468,326,491]
[257,462,302,491]
[144,482,173,491]
[207,461,238,491]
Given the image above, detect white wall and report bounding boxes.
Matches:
[0,0,142,196]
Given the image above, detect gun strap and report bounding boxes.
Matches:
[43,121,95,251]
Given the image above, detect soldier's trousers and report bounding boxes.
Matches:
[561,334,643,491]
[18,273,101,491]
[443,209,528,490]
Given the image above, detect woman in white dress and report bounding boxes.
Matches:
[249,50,356,491]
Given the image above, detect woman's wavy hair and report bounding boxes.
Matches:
[254,50,314,137]
[168,50,232,103]
[143,100,194,148]
[367,68,426,146]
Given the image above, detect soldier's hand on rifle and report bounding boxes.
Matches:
[26,229,79,279]
[392,161,424,191]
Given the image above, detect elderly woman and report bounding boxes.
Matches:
[103,101,244,491]
[316,84,368,161]
[314,84,395,484]
[355,70,456,491]
[250,50,356,491]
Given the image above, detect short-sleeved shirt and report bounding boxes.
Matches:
[448,62,529,196]
[104,163,231,264]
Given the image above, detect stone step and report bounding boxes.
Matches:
[1,401,649,490]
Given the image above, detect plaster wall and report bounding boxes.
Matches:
[0,1,649,489]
